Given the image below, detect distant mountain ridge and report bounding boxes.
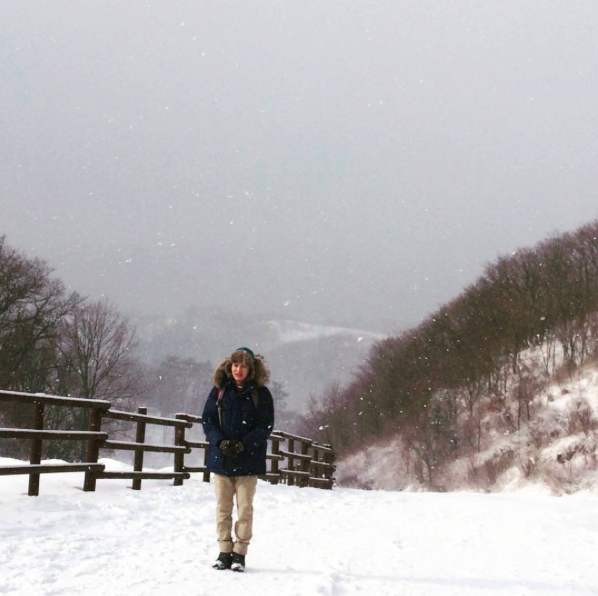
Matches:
[133,310,385,412]
[265,319,383,346]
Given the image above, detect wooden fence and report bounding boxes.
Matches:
[0,389,336,496]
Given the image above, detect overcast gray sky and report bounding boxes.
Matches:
[2,1,598,332]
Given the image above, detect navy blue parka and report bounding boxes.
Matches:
[202,378,275,477]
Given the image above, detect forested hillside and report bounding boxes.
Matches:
[301,219,598,492]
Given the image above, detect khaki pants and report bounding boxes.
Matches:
[213,474,258,555]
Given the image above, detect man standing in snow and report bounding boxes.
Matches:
[202,347,275,572]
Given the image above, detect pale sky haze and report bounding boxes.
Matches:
[2,1,598,332]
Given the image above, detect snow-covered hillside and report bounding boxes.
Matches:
[338,351,598,495]
[2,457,598,596]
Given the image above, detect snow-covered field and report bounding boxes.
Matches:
[2,458,598,596]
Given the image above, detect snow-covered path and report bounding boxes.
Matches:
[2,458,598,596]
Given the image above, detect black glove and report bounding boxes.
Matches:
[219,440,244,458]
[230,441,244,457]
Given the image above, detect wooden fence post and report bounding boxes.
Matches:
[83,406,103,492]
[299,439,310,488]
[203,443,211,483]
[174,413,186,486]
[310,444,320,488]
[28,401,45,496]
[270,436,281,485]
[132,407,147,490]
[287,438,295,487]
[324,444,336,490]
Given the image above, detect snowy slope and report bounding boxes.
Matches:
[338,347,598,495]
[2,457,598,596]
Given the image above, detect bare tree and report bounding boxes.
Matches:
[0,237,81,458]
[269,379,296,432]
[57,299,139,403]
[0,235,78,391]
[143,355,213,416]
[40,299,143,460]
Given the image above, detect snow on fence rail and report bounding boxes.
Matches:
[0,389,336,496]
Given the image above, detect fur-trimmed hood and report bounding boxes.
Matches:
[213,352,270,389]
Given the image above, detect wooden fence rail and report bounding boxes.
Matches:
[0,389,110,496]
[0,389,336,496]
[86,405,193,492]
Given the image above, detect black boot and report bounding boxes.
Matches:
[212,552,233,570]
[231,552,246,572]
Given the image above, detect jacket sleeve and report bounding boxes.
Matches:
[241,386,275,451]
[202,386,226,446]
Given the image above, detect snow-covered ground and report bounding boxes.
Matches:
[2,457,598,596]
